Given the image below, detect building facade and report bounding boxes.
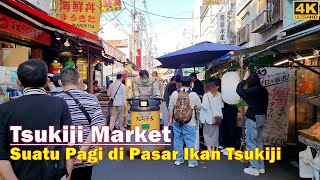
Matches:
[200,0,237,44]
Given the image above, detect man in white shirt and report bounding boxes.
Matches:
[168,76,201,168]
[107,74,126,131]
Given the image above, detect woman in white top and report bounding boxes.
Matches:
[200,80,224,153]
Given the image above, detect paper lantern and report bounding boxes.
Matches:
[221,71,240,105]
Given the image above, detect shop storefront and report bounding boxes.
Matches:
[1,0,125,95]
[227,26,320,149]
[0,4,52,102]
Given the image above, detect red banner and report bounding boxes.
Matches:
[0,14,51,46]
[136,49,141,68]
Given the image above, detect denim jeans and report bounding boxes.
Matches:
[245,119,265,169]
[173,122,198,166]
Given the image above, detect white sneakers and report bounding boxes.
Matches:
[174,160,184,166]
[221,149,234,156]
[174,160,198,168]
[244,166,266,176]
[188,164,198,168]
[259,169,265,174]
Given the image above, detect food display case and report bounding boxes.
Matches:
[298,96,320,149]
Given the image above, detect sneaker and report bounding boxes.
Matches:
[244,167,260,176]
[174,160,184,166]
[259,169,265,174]
[223,150,228,156]
[220,149,227,153]
[188,163,198,168]
[222,150,234,156]
[218,146,224,150]
[120,127,126,131]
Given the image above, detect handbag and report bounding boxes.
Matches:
[63,91,107,164]
[207,95,222,125]
[109,84,122,107]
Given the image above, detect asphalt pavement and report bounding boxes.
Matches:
[92,146,300,180]
[92,103,300,180]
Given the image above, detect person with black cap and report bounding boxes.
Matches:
[48,73,64,95]
[190,73,204,98]
[236,71,269,176]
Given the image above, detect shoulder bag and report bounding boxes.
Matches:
[109,84,122,107]
[63,91,106,163]
[207,94,222,125]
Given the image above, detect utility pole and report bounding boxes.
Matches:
[132,0,136,65]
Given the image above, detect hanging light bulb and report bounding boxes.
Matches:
[78,47,82,53]
[64,38,70,47]
[55,31,61,41]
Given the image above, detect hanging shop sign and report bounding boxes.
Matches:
[0,14,51,46]
[216,12,228,43]
[255,67,291,146]
[56,0,101,32]
[102,0,122,13]
[136,49,141,68]
[203,0,225,5]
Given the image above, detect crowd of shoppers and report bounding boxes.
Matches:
[0,59,269,179]
[164,71,268,177]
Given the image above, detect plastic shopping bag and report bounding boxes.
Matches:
[299,146,314,178]
[313,151,320,180]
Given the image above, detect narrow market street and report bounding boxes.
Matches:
[92,105,300,180]
[92,146,299,180]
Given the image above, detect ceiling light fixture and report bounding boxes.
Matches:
[78,37,83,46]
[313,49,319,56]
[274,59,289,66]
[64,38,70,47]
[78,47,82,53]
[55,32,61,41]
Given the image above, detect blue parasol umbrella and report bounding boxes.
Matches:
[156,41,243,69]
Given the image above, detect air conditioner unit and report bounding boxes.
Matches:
[269,0,283,24]
[251,11,269,33]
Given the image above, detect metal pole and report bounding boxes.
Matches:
[239,57,247,163]
[132,0,136,64]
[294,69,298,142]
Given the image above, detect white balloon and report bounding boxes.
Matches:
[221,72,241,105]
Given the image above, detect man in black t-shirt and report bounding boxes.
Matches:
[168,75,181,96]
[0,60,74,180]
[190,73,204,98]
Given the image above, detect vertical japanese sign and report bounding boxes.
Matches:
[56,0,101,32]
[216,12,228,43]
[101,0,122,12]
[136,49,141,68]
[255,67,291,146]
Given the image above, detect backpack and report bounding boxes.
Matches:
[174,89,193,126]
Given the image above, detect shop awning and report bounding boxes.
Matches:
[3,0,100,44]
[102,40,126,63]
[234,25,320,58]
[2,0,126,62]
[126,59,141,71]
[242,25,320,75]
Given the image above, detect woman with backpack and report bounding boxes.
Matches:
[200,79,224,155]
